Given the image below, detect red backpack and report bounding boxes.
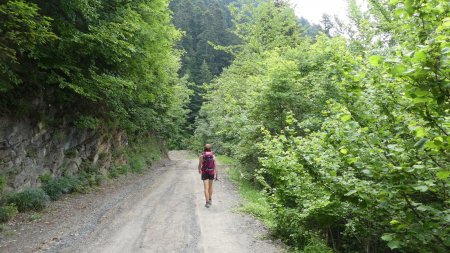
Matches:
[202,151,215,174]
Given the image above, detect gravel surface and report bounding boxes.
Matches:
[0,151,285,253]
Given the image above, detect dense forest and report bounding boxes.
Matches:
[0,0,189,141]
[193,0,450,252]
[1,0,449,252]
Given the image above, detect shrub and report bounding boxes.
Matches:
[38,173,52,185]
[7,188,49,212]
[0,175,6,191]
[74,115,98,130]
[108,165,130,178]
[108,168,119,179]
[42,176,83,200]
[72,172,96,193]
[302,237,333,253]
[129,156,145,173]
[0,204,18,222]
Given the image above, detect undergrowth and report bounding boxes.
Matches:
[221,156,331,253]
[225,164,275,227]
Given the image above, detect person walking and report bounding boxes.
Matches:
[198,144,217,208]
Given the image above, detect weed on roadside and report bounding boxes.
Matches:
[7,188,49,212]
[0,223,16,236]
[27,212,42,222]
[226,162,275,228]
[0,204,18,222]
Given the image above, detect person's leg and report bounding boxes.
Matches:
[203,179,210,203]
[208,179,213,203]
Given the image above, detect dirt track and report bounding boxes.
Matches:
[0,151,283,253]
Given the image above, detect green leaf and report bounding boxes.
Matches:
[413,185,428,192]
[412,51,427,63]
[390,220,400,225]
[415,127,426,138]
[340,148,348,155]
[436,170,450,180]
[369,55,383,66]
[413,89,429,97]
[417,205,428,211]
[344,189,357,196]
[414,138,428,149]
[403,68,416,75]
[387,240,401,249]
[381,234,394,241]
[444,214,450,223]
[443,17,450,28]
[390,64,406,75]
[412,97,433,104]
[341,114,351,122]
[362,169,372,176]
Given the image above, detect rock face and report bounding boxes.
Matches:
[0,116,127,192]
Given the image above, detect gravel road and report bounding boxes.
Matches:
[0,151,284,253]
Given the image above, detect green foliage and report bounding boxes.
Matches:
[302,237,333,253]
[0,204,18,222]
[73,116,99,130]
[128,157,144,173]
[41,176,81,200]
[0,0,189,145]
[196,0,450,252]
[109,135,163,178]
[0,175,6,192]
[38,173,52,185]
[108,165,130,179]
[41,171,104,200]
[7,188,49,212]
[170,0,239,126]
[227,164,274,228]
[0,0,56,91]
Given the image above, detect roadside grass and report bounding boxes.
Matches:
[0,223,15,236]
[220,156,275,229]
[215,155,236,166]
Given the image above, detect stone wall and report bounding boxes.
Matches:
[0,116,126,192]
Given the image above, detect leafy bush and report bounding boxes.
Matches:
[0,204,18,222]
[38,173,52,185]
[302,237,333,253]
[74,116,99,130]
[0,175,6,192]
[7,188,49,212]
[42,177,75,200]
[129,156,145,173]
[108,165,130,178]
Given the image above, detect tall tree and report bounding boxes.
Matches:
[170,0,239,125]
[0,0,188,140]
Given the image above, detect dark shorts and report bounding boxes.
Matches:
[201,173,215,180]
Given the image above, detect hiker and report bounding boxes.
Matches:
[198,143,217,208]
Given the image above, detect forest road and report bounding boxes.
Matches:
[53,150,283,253]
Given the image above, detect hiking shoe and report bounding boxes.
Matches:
[208,200,212,206]
[205,202,210,208]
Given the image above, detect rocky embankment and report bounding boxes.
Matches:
[0,116,126,192]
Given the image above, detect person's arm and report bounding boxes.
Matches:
[198,155,203,174]
[214,155,218,180]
